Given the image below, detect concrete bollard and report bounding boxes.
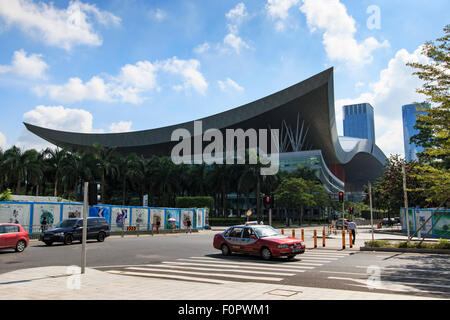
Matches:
[342,230,346,249]
[314,230,317,248]
[322,228,326,247]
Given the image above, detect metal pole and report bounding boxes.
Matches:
[81,181,88,274]
[402,163,410,243]
[269,208,272,226]
[369,181,374,242]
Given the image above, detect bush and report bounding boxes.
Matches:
[176,196,214,213]
[365,240,393,248]
[0,188,12,201]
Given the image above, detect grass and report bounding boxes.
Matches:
[365,238,450,250]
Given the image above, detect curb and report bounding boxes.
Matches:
[360,247,450,254]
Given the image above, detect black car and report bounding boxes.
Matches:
[39,217,110,245]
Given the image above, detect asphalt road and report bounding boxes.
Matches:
[1,231,449,299]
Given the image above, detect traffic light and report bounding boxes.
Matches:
[88,182,101,206]
[263,195,273,209]
[349,207,353,214]
[338,192,344,203]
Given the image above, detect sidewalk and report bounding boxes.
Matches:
[0,266,437,300]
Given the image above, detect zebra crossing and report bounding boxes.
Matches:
[96,249,352,285]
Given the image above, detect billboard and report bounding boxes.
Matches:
[150,208,164,231]
[62,204,84,220]
[111,207,130,231]
[165,209,180,230]
[132,208,149,230]
[32,203,60,232]
[0,203,31,230]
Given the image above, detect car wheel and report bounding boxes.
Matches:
[97,232,105,242]
[221,244,231,256]
[44,241,53,246]
[261,247,272,260]
[64,234,73,245]
[15,240,26,252]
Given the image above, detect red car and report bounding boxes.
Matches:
[0,223,29,252]
[213,223,305,260]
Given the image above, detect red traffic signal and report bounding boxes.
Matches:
[349,207,353,214]
[338,192,344,203]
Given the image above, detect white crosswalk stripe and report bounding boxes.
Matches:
[101,250,350,285]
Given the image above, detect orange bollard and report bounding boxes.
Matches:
[292,229,296,238]
[342,230,346,249]
[281,228,284,235]
[322,229,326,247]
[301,229,304,242]
[349,230,353,248]
[313,230,317,248]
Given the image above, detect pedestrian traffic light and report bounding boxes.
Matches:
[88,182,101,206]
[349,207,353,214]
[339,192,344,203]
[263,196,270,209]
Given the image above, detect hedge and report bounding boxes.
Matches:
[176,196,214,213]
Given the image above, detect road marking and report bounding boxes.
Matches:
[163,261,315,271]
[304,251,350,256]
[298,257,337,261]
[142,264,299,276]
[179,257,323,267]
[327,276,450,290]
[107,270,230,284]
[355,266,450,274]
[125,267,284,281]
[326,270,450,283]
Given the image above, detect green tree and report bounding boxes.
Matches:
[407,25,450,204]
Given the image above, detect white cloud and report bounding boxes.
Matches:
[223,33,250,55]
[109,121,132,133]
[157,57,208,95]
[0,49,48,79]
[299,0,389,64]
[335,46,429,156]
[0,0,121,50]
[218,78,244,92]
[194,42,210,54]
[34,57,207,103]
[0,131,6,149]
[222,3,250,54]
[265,0,299,31]
[18,105,103,150]
[150,8,166,21]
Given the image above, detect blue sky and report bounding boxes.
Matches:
[0,0,448,156]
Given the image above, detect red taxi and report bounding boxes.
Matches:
[213,223,305,260]
[0,223,29,252]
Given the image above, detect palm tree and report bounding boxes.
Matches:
[22,149,43,195]
[92,143,119,203]
[117,153,144,206]
[43,147,69,197]
[3,146,26,194]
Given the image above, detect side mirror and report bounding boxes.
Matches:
[250,235,257,240]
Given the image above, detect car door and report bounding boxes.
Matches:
[87,219,97,239]
[3,225,20,247]
[225,227,243,252]
[240,227,259,254]
[0,226,6,248]
[73,220,83,240]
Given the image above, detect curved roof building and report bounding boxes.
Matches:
[25,68,386,194]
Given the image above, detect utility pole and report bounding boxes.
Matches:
[368,181,374,242]
[81,181,88,274]
[402,163,410,243]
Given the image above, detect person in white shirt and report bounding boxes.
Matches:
[347,220,357,245]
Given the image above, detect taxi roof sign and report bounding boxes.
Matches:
[245,221,259,225]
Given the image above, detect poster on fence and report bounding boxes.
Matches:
[433,211,450,237]
[132,208,149,230]
[196,209,203,228]
[400,208,415,232]
[150,208,164,231]
[62,204,84,220]
[181,209,193,230]
[165,209,179,230]
[32,203,60,232]
[416,210,433,235]
[0,203,31,228]
[111,207,130,231]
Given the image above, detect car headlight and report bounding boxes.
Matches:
[278,244,289,249]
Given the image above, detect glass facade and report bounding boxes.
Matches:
[402,103,429,162]
[343,103,375,143]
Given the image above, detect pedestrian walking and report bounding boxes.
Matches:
[41,216,47,233]
[186,218,192,233]
[156,220,161,234]
[347,220,357,245]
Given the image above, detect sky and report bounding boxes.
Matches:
[0,0,448,157]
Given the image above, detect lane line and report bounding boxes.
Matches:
[141,264,298,276]
[125,267,284,281]
[107,270,229,284]
[327,276,450,290]
[355,266,450,274]
[321,270,450,283]
[163,261,315,271]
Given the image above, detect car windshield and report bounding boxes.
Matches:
[253,226,281,238]
[56,219,78,228]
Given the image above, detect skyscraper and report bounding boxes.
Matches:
[343,103,376,143]
[402,103,430,162]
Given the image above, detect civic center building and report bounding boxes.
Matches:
[25,68,387,202]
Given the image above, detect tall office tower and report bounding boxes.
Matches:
[343,103,376,143]
[402,102,430,162]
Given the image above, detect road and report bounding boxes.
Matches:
[1,230,449,299]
